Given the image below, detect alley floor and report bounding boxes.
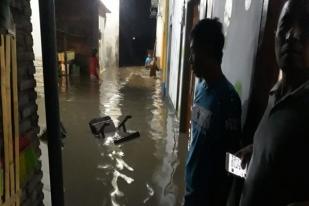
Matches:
[37,67,187,206]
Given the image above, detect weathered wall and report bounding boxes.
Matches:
[10,0,43,205]
[155,0,164,63]
[100,0,119,69]
[30,1,52,206]
[167,0,184,108]
[155,0,169,70]
[212,0,264,109]
[99,15,107,70]
[30,0,44,98]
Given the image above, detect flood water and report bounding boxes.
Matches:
[45,67,187,206]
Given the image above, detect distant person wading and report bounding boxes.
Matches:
[89,48,99,80]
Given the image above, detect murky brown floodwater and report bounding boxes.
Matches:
[56,67,187,206]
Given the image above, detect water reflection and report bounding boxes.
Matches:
[144,183,155,204]
[59,67,186,206]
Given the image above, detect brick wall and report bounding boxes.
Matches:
[10,0,44,205]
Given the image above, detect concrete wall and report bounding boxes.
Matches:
[176,0,191,117]
[155,0,170,93]
[199,0,207,19]
[30,0,41,59]
[30,1,52,205]
[212,0,264,105]
[98,15,106,72]
[10,0,44,205]
[155,0,165,65]
[168,0,184,108]
[30,0,44,98]
[100,0,119,69]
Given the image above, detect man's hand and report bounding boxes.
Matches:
[235,144,253,169]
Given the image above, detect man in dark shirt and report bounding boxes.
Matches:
[240,0,309,205]
[185,18,241,206]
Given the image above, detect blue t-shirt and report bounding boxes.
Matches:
[185,76,241,205]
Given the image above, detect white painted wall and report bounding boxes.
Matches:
[100,0,119,69]
[98,16,106,71]
[30,2,51,206]
[30,0,44,97]
[176,0,192,116]
[30,0,42,60]
[199,0,207,19]
[168,0,184,108]
[155,0,165,59]
[212,0,264,103]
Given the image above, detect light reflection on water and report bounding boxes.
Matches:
[143,183,155,204]
[56,67,186,206]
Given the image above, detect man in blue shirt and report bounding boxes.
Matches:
[185,18,241,206]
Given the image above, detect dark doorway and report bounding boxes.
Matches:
[119,0,157,67]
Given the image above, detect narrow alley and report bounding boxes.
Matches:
[43,67,187,206]
[1,0,309,205]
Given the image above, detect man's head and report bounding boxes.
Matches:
[275,0,309,74]
[190,18,225,78]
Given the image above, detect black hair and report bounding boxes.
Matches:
[290,0,309,33]
[190,18,225,64]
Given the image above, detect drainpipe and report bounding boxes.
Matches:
[38,0,65,205]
